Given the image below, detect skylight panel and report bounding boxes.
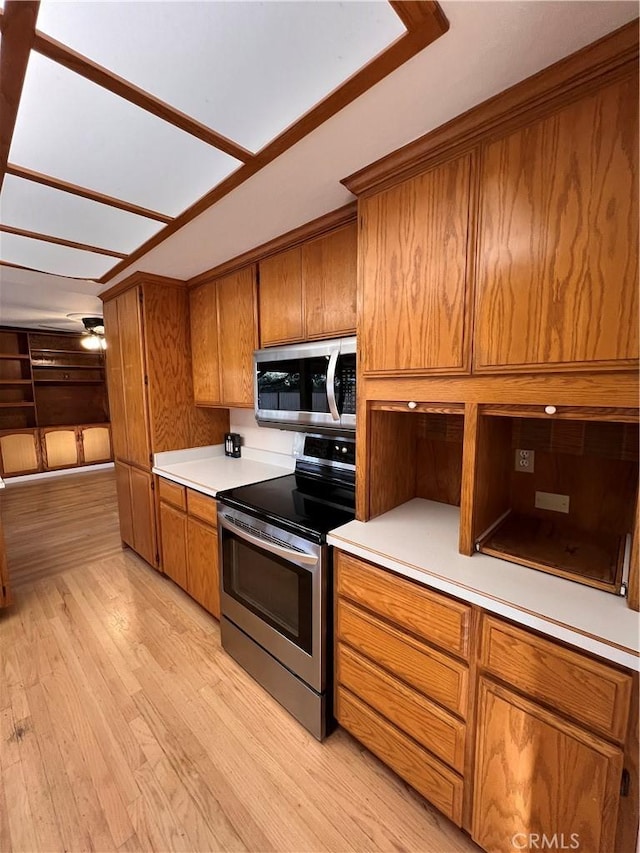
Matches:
[0,231,117,279]
[36,0,406,152]
[0,175,165,254]
[9,53,242,216]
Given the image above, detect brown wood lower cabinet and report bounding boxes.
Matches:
[157,478,220,618]
[334,549,638,852]
[115,461,158,568]
[472,678,623,853]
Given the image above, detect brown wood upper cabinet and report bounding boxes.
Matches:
[190,266,259,408]
[474,77,638,373]
[359,155,472,375]
[258,222,357,346]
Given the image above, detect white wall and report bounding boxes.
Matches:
[229,409,296,457]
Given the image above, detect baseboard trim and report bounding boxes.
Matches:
[4,462,114,485]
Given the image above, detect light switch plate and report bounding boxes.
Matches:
[535,491,570,513]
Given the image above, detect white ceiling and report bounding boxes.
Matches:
[0,0,637,330]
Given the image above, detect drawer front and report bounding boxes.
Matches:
[337,599,468,718]
[336,687,464,826]
[187,489,217,528]
[336,551,470,658]
[481,616,632,741]
[337,643,466,773]
[158,478,187,511]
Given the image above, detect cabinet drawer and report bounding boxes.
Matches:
[336,551,470,658]
[337,599,468,718]
[158,478,186,511]
[187,489,217,528]
[337,643,466,773]
[336,687,463,826]
[480,616,632,741]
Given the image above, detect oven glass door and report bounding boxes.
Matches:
[222,532,313,655]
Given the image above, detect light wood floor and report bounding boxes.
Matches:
[0,471,479,853]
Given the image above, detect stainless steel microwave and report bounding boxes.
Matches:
[254,337,356,433]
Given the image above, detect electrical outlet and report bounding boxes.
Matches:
[535,491,570,513]
[515,448,535,473]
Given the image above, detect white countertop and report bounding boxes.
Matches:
[328,499,640,671]
[152,444,294,498]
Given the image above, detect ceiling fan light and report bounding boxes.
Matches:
[81,334,102,350]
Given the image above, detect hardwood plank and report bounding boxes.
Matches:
[0,469,479,853]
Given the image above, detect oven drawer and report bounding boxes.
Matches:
[187,489,217,528]
[158,477,186,511]
[336,642,466,772]
[336,686,464,826]
[480,616,632,741]
[336,599,468,718]
[336,551,470,659]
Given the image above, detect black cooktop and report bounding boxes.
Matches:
[217,471,355,542]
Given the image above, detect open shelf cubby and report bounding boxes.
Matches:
[473,412,639,594]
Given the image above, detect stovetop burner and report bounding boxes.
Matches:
[216,434,356,542]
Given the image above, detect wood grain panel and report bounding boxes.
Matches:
[475,77,638,371]
[472,678,623,853]
[158,478,186,511]
[102,298,128,462]
[336,599,468,718]
[480,616,632,742]
[186,490,217,528]
[143,284,194,453]
[114,461,134,548]
[217,267,259,408]
[336,643,466,773]
[258,247,303,346]
[336,551,470,658]
[629,503,639,612]
[303,223,357,340]
[117,287,150,468]
[189,282,221,405]
[129,466,157,568]
[359,155,471,374]
[367,408,416,519]
[42,428,79,470]
[187,517,220,618]
[615,671,639,852]
[159,502,188,590]
[470,414,512,543]
[336,687,463,826]
[81,426,112,463]
[0,430,40,475]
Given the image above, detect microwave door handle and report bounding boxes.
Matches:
[221,515,319,567]
[326,350,340,421]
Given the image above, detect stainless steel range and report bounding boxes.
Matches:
[217,434,356,740]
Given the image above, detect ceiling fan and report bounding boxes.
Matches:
[37,313,106,349]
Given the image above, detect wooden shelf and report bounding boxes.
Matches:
[0,402,36,409]
[0,380,32,385]
[480,512,625,593]
[0,353,30,360]
[31,363,104,370]
[34,379,104,386]
[31,348,101,356]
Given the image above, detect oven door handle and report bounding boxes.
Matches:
[220,515,319,567]
[326,349,340,422]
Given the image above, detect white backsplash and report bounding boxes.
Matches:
[229,409,296,458]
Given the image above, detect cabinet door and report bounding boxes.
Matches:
[114,461,134,547]
[303,223,357,340]
[80,426,112,464]
[473,678,623,853]
[360,154,472,374]
[474,78,638,372]
[159,502,188,589]
[103,298,128,461]
[258,247,303,346]
[217,266,259,407]
[189,282,221,405]
[187,516,219,617]
[0,513,12,609]
[42,428,79,470]
[0,430,41,476]
[129,466,157,568]
[118,288,151,467]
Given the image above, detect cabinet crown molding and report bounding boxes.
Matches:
[342,19,639,198]
[99,272,187,303]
